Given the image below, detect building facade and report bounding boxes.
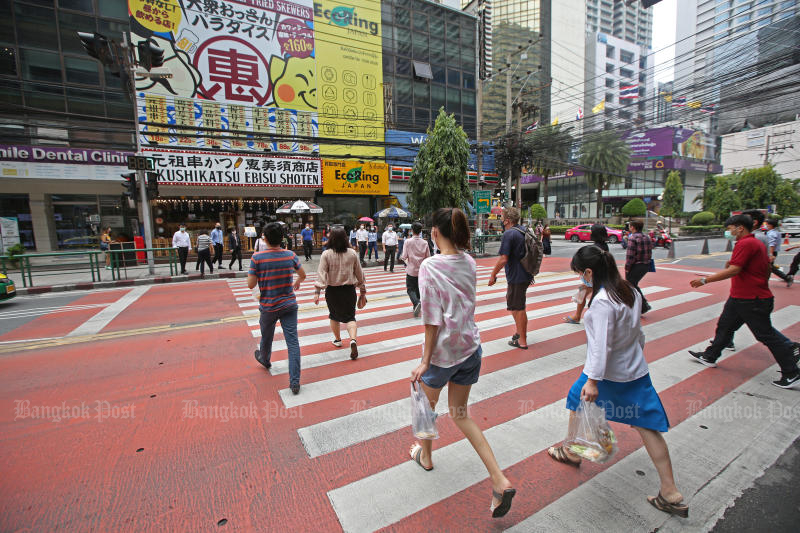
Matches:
[720,119,800,179]
[586,0,653,47]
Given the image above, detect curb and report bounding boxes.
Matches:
[14,271,251,296]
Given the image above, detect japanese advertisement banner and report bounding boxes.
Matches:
[141,148,321,187]
[321,159,388,195]
[129,0,318,153]
[314,0,384,157]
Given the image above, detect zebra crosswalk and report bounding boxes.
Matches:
[223,260,800,532]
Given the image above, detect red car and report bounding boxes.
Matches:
[564,224,623,243]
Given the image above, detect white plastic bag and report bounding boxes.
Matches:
[410,382,439,440]
[565,399,617,463]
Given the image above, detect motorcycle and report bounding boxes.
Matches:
[649,229,672,249]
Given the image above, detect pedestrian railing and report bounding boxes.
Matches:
[0,247,179,287]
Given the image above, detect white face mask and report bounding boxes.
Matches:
[180,227,186,232]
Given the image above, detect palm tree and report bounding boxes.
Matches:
[579,129,631,217]
[525,125,573,216]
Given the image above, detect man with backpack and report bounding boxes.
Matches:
[489,207,542,350]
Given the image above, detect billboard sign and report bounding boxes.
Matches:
[322,160,388,195]
[385,129,496,172]
[621,127,674,158]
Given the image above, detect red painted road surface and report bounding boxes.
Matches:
[1,256,798,532]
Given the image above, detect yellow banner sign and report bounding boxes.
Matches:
[322,160,388,195]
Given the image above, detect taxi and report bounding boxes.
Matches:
[0,272,16,301]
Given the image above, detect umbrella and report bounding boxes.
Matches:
[358,216,374,223]
[374,206,412,218]
[276,200,323,214]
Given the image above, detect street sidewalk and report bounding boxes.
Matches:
[6,241,504,295]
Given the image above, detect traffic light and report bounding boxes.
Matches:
[121,172,138,202]
[146,172,159,198]
[77,32,119,75]
[137,40,165,71]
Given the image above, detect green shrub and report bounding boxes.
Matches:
[681,225,724,234]
[622,198,647,217]
[691,211,716,225]
[528,203,547,220]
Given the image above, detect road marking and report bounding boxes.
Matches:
[66,286,151,337]
[326,307,799,532]
[656,266,717,275]
[0,303,111,320]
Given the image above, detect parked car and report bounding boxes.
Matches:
[0,272,16,301]
[780,216,800,237]
[564,224,623,243]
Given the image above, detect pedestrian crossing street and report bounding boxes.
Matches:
[224,263,800,532]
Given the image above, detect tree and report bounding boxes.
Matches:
[525,125,574,215]
[707,175,741,222]
[529,203,547,220]
[579,130,631,217]
[494,133,526,207]
[408,108,471,217]
[775,179,800,218]
[622,198,646,217]
[737,166,781,209]
[660,171,684,218]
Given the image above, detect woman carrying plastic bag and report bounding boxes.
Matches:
[408,208,516,519]
[547,245,689,518]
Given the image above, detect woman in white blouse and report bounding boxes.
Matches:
[547,245,688,518]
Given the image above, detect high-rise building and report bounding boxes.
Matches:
[586,0,653,47]
[674,0,800,134]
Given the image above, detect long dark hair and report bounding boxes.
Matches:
[431,208,470,250]
[327,226,349,253]
[570,245,635,308]
[590,223,608,243]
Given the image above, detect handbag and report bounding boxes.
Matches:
[648,258,656,272]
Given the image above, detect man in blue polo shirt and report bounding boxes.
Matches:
[489,207,533,350]
[248,222,307,394]
[301,223,314,262]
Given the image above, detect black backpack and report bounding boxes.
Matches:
[513,226,544,279]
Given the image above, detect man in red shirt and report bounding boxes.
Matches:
[688,214,799,389]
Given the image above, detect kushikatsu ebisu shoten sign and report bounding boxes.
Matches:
[129,0,318,154]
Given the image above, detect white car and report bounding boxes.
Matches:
[780,216,800,237]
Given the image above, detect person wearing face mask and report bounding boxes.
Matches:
[172,224,191,275]
[381,224,398,272]
[211,223,225,269]
[228,227,243,270]
[689,214,800,389]
[548,245,688,519]
[356,224,369,265]
[409,208,516,519]
[624,220,653,315]
[488,207,532,349]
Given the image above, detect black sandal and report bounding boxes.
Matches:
[647,493,689,518]
[490,488,516,518]
[508,339,528,349]
[547,445,581,466]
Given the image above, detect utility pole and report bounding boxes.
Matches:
[475,13,483,235]
[505,53,513,207]
[515,102,523,209]
[764,134,770,166]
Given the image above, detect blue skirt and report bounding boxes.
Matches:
[566,373,670,432]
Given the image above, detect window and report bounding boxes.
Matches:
[605,92,614,104]
[414,108,430,130]
[606,44,615,58]
[64,56,100,85]
[60,0,94,13]
[639,56,647,69]
[412,61,432,80]
[619,68,634,79]
[396,57,412,77]
[413,79,429,106]
[20,49,62,83]
[619,110,632,120]
[462,72,475,90]
[16,5,58,49]
[447,69,460,86]
[412,31,428,60]
[395,7,410,26]
[446,87,460,113]
[431,65,445,84]
[23,82,65,112]
[735,13,752,24]
[413,12,428,33]
[462,90,475,114]
[99,0,128,19]
[67,87,105,115]
[620,50,635,65]
[0,47,16,76]
[60,11,95,55]
[606,63,614,73]
[431,84,445,109]
[446,19,460,42]
[639,73,646,83]
[605,78,615,88]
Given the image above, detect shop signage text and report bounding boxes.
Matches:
[0,144,133,165]
[142,149,321,187]
[322,160,388,195]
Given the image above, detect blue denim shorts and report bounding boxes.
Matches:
[421,345,482,389]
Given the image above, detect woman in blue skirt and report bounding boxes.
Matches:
[547,245,689,518]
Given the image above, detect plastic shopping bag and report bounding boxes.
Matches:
[564,399,618,463]
[410,382,439,440]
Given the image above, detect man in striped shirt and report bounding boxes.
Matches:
[248,222,307,394]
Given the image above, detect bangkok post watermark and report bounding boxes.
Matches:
[14,400,136,423]
[181,400,303,422]
[685,398,800,422]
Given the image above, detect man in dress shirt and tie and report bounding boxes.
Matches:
[210,223,225,269]
[172,225,191,275]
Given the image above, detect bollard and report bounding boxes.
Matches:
[725,238,733,252]
[667,241,675,259]
[700,238,710,255]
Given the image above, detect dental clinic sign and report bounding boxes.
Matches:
[0,144,133,181]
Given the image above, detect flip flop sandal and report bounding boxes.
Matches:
[563,316,580,324]
[409,443,433,471]
[647,493,689,518]
[508,339,529,350]
[490,488,516,518]
[511,333,520,342]
[547,445,582,467]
